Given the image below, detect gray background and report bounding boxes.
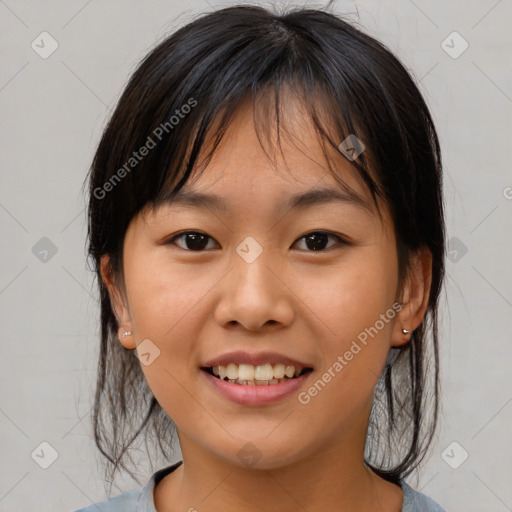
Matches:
[1,0,511,511]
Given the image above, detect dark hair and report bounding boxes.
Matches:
[85,3,446,492]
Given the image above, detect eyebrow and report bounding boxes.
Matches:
[159,187,374,215]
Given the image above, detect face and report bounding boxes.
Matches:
[102,96,430,471]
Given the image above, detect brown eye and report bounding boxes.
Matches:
[169,231,218,251]
[293,231,347,252]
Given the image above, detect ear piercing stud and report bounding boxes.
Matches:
[122,331,132,338]
[402,329,410,335]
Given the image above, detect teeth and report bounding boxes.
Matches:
[273,364,285,378]
[255,363,273,381]
[238,364,255,380]
[210,363,306,382]
[226,363,238,380]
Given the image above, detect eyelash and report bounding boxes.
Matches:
[165,230,350,253]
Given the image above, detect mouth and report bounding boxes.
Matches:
[200,364,314,386]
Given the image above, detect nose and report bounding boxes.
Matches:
[213,250,295,332]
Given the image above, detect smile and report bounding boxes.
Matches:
[200,365,314,406]
[201,363,312,385]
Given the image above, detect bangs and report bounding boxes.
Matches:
[143,81,386,226]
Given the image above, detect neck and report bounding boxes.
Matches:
[154,431,403,512]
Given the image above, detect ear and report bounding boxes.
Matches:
[100,254,136,349]
[392,246,433,348]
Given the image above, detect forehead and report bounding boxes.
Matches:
[155,96,380,220]
[158,183,375,220]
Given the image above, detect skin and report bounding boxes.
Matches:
[101,95,432,512]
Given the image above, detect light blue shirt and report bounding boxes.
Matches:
[71,461,446,511]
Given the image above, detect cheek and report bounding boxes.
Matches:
[123,251,232,380]
[296,244,398,346]
[123,256,213,426]
[125,251,215,339]
[295,245,397,412]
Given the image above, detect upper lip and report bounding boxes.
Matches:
[201,351,313,370]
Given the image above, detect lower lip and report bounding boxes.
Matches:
[200,369,313,406]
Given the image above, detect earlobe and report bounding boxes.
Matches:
[391,247,433,348]
[100,254,136,349]
[391,315,413,348]
[118,327,135,349]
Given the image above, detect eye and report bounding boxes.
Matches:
[169,231,219,251]
[166,230,349,252]
[292,231,347,252]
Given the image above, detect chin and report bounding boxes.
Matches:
[217,438,307,471]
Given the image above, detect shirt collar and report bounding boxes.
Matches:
[137,460,184,511]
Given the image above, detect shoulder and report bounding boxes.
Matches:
[69,486,143,512]
[401,482,447,512]
[69,461,183,512]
